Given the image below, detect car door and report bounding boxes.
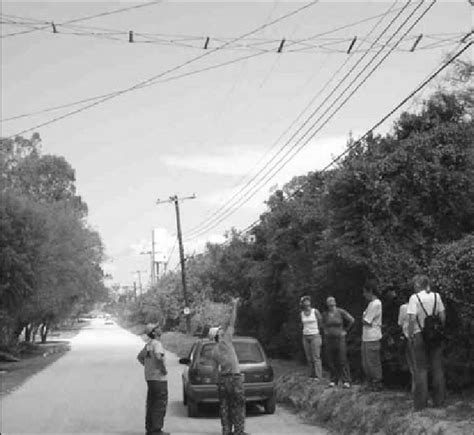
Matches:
[182,343,198,392]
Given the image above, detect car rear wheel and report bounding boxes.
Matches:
[188,399,199,417]
[264,394,276,414]
[182,386,187,406]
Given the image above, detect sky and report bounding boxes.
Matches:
[1,1,472,287]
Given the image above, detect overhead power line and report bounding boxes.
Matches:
[238,40,473,237]
[182,0,400,239]
[0,1,163,39]
[184,0,426,241]
[2,9,465,54]
[5,1,320,138]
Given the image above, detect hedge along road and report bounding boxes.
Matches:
[1,319,324,435]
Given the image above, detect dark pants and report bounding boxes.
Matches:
[324,335,351,384]
[218,374,245,435]
[409,333,445,410]
[361,340,382,385]
[146,380,168,435]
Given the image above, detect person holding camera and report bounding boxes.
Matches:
[137,324,169,435]
[209,297,246,435]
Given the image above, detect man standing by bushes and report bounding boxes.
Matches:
[362,282,383,391]
[408,274,446,410]
[137,324,169,435]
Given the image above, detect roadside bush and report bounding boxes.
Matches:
[429,234,474,389]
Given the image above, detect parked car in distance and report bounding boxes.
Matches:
[179,336,275,417]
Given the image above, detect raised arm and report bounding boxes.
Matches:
[226,297,240,337]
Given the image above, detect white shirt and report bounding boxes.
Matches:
[362,298,382,342]
[398,303,409,338]
[139,339,167,381]
[301,308,320,335]
[407,290,445,335]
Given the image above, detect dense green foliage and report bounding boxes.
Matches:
[0,135,107,346]
[125,71,473,388]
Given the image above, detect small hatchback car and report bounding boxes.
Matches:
[179,336,276,417]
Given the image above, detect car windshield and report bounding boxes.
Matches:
[198,341,264,364]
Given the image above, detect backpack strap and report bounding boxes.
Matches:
[432,293,437,316]
[415,293,429,331]
[415,293,429,317]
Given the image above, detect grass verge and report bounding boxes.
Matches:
[276,371,474,435]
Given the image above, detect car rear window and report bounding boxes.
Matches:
[198,343,215,365]
[198,340,264,364]
[234,341,264,363]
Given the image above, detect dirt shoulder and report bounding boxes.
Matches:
[0,323,84,397]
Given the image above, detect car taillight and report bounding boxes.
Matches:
[263,366,274,382]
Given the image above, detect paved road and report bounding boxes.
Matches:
[1,320,325,435]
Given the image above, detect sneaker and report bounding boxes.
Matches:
[343,382,351,389]
[328,381,336,387]
[310,376,320,382]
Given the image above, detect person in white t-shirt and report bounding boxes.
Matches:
[361,281,383,391]
[407,274,446,410]
[137,324,168,435]
[300,296,323,381]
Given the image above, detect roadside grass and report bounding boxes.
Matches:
[0,322,85,397]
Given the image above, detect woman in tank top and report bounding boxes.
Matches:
[300,295,323,380]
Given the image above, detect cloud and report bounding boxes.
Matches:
[187,133,359,212]
[161,133,355,180]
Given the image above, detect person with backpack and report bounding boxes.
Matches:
[407,274,446,410]
[137,324,169,435]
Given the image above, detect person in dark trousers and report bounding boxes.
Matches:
[300,295,323,380]
[361,282,383,391]
[210,297,246,435]
[137,324,169,435]
[322,296,355,388]
[407,274,446,410]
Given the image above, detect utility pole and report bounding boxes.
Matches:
[132,270,145,297]
[156,194,196,333]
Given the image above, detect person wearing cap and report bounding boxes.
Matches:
[209,297,246,435]
[300,295,323,380]
[137,324,168,435]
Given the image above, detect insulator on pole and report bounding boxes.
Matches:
[277,38,286,53]
[204,36,210,49]
[410,34,423,52]
[129,30,134,43]
[51,22,57,33]
[347,36,357,54]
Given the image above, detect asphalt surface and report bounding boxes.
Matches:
[1,319,325,435]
